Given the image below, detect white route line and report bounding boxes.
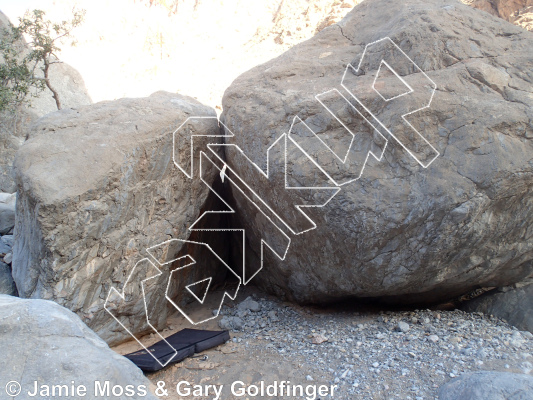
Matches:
[186,277,212,304]
[106,36,440,341]
[287,88,389,186]
[341,36,439,168]
[198,150,291,285]
[104,258,178,368]
[207,133,340,236]
[149,238,242,326]
[372,59,414,102]
[172,116,233,179]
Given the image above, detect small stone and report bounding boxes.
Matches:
[428,335,439,343]
[268,310,279,321]
[219,316,244,331]
[0,235,13,248]
[397,321,410,333]
[510,331,525,348]
[306,375,313,381]
[521,361,532,374]
[232,317,244,330]
[310,333,328,344]
[238,296,261,312]
[3,252,12,264]
[219,316,231,330]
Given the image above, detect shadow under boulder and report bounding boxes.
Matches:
[462,281,533,333]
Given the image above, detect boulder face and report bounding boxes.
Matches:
[12,91,227,345]
[0,295,158,400]
[221,0,533,304]
[462,282,533,333]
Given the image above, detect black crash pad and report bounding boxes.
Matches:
[124,329,230,372]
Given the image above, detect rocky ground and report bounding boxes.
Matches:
[113,286,533,400]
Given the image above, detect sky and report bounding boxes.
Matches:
[0,0,351,110]
[0,0,282,108]
[0,0,44,21]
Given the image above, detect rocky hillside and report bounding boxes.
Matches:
[463,0,533,30]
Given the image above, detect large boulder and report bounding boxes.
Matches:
[438,371,533,400]
[220,0,533,304]
[462,281,533,333]
[12,91,228,345]
[0,295,157,400]
[0,10,92,193]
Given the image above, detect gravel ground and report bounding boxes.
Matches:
[114,286,533,400]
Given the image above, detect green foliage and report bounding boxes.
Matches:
[0,25,43,112]
[0,8,85,113]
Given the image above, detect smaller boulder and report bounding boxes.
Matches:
[462,282,533,333]
[0,295,157,400]
[0,238,10,254]
[1,234,13,249]
[3,251,12,264]
[238,296,261,312]
[0,192,15,234]
[0,261,16,296]
[219,316,244,331]
[438,371,533,400]
[397,321,410,333]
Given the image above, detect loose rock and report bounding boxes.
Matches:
[462,283,533,333]
[397,321,410,333]
[0,261,16,296]
[0,193,15,234]
[438,371,533,400]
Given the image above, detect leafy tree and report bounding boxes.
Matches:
[0,8,85,113]
[0,24,42,112]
